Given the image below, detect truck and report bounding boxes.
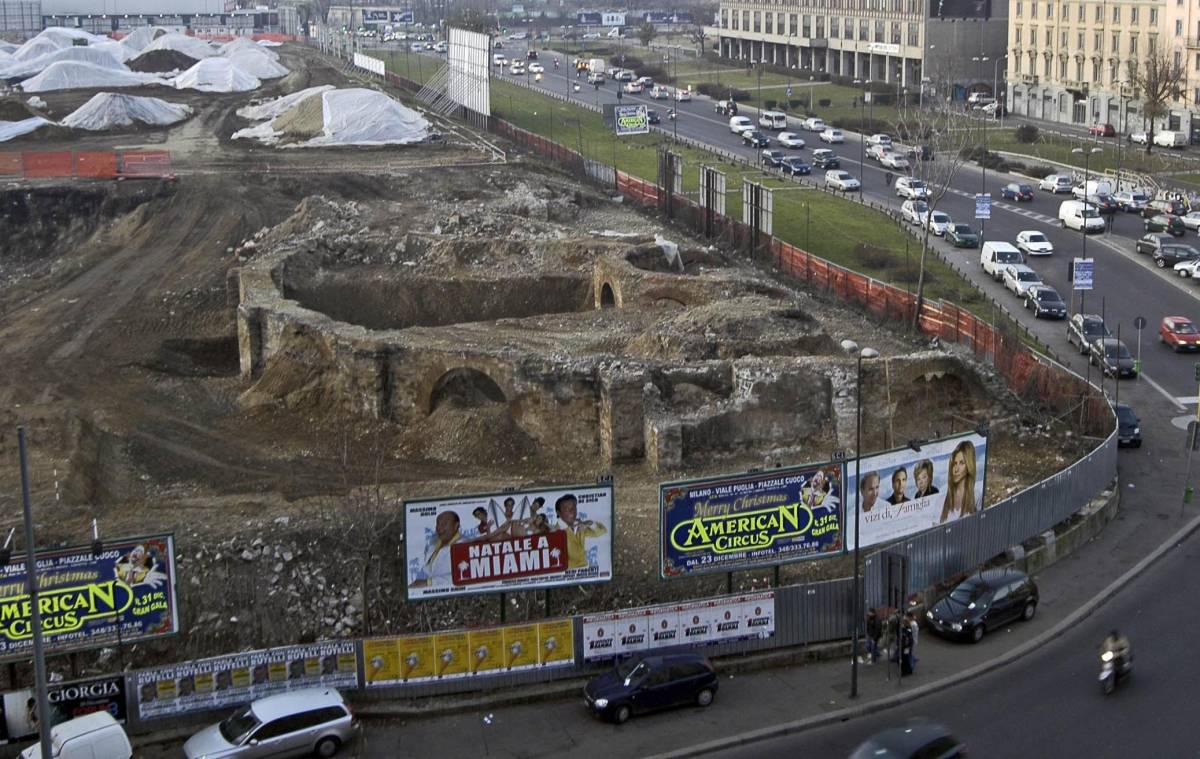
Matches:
[588,58,606,74]
[1153,130,1188,148]
[1073,179,1112,200]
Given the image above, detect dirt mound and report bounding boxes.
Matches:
[0,97,37,120]
[407,403,539,466]
[270,90,324,142]
[128,48,197,73]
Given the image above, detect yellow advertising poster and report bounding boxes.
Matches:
[194,672,214,695]
[397,635,436,682]
[468,628,505,675]
[231,667,251,689]
[537,619,575,667]
[363,638,401,686]
[502,624,539,670]
[434,631,470,679]
[336,652,357,674]
[304,657,321,677]
[155,679,177,700]
[268,661,288,683]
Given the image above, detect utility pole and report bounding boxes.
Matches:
[18,428,52,759]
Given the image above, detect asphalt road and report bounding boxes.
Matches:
[712,512,1200,759]
[500,44,1200,407]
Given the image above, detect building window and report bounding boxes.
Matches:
[908,22,918,45]
[1149,8,1157,23]
[802,14,811,36]
[1175,50,1181,67]
[1077,3,1084,20]
[1075,60,1083,79]
[1045,29,1052,45]
[1094,5,1102,21]
[875,19,884,41]
[1110,61,1119,81]
[1112,6,1119,22]
[831,15,840,36]
[1061,3,1068,19]
[1195,53,1200,70]
[1177,20,1184,35]
[859,19,869,40]
[1015,56,1022,73]
[1092,60,1101,81]
[816,17,825,37]
[720,9,728,28]
[1077,32,1083,50]
[1060,59,1067,78]
[1046,2,1053,18]
[1129,35,1137,54]
[1111,32,1119,52]
[753,11,760,33]
[1061,30,1068,47]
[845,18,854,37]
[1130,7,1138,23]
[1016,27,1023,44]
[891,20,900,43]
[765,14,774,34]
[1044,57,1050,76]
[1016,1,1022,15]
[1094,32,1101,52]
[1031,2,1037,17]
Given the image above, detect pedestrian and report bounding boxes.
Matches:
[865,608,882,664]
[899,619,915,675]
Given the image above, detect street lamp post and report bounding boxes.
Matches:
[854,78,867,196]
[973,55,992,244]
[808,75,816,113]
[994,56,1007,127]
[841,340,879,700]
[1072,146,1103,256]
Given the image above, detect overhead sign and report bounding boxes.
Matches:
[0,675,126,744]
[1073,257,1094,290]
[602,11,626,25]
[135,641,358,721]
[0,535,179,662]
[404,483,614,600]
[614,104,650,136]
[974,193,992,219]
[391,10,414,23]
[660,463,844,578]
[844,433,989,550]
[582,592,775,661]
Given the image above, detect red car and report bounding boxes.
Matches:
[1088,123,1116,137]
[1160,316,1200,351]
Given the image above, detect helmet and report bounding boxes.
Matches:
[1109,629,1120,639]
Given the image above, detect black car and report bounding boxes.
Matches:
[1000,182,1034,201]
[583,653,718,723]
[1024,285,1067,319]
[850,721,967,759]
[1155,243,1200,268]
[1067,313,1111,354]
[946,223,978,248]
[760,149,786,168]
[1086,193,1119,214]
[1089,337,1138,378]
[1145,213,1186,236]
[1116,403,1141,448]
[905,144,934,162]
[1134,232,1175,257]
[742,130,769,148]
[646,109,661,124]
[811,149,840,169]
[1144,197,1188,218]
[780,156,811,176]
[926,568,1039,643]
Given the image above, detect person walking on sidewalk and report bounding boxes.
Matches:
[865,608,882,664]
[900,611,919,675]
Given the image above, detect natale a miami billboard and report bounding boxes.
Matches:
[0,535,178,661]
[660,463,843,577]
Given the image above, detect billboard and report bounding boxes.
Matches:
[582,592,774,662]
[363,618,575,687]
[405,483,614,600]
[0,535,179,662]
[448,27,491,116]
[660,464,843,578]
[0,675,125,744]
[844,432,988,550]
[135,641,358,720]
[577,11,602,25]
[930,0,992,18]
[602,11,626,26]
[614,104,650,136]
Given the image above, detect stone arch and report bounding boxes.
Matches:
[599,282,617,309]
[427,367,507,414]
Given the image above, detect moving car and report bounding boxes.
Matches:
[867,143,894,161]
[867,133,893,147]
[1086,193,1119,214]
[1024,285,1067,319]
[646,109,661,124]
[803,116,826,131]
[623,81,643,93]
[19,712,131,759]
[895,177,930,200]
[1002,263,1043,296]
[434,41,448,52]
[509,62,526,75]
[1130,131,1149,145]
[946,223,979,248]
[583,653,718,724]
[850,721,966,759]
[674,88,692,102]
[901,199,929,225]
[779,156,811,175]
[760,149,786,168]
[1039,174,1075,193]
[1067,314,1111,354]
[183,687,358,758]
[1059,200,1106,233]
[980,240,1024,280]
[923,210,952,236]
[742,130,770,148]
[528,62,544,73]
[1154,130,1188,148]
[926,568,1039,643]
[635,76,654,87]
[777,132,806,148]
[758,110,788,129]
[715,99,738,115]
[728,116,754,134]
[1000,182,1034,201]
[1113,190,1149,212]
[1181,210,1200,231]
[819,127,844,143]
[811,148,840,169]
[1089,337,1138,378]
[1088,122,1116,137]
[1160,316,1200,351]
[1145,213,1186,236]
[825,170,860,191]
[649,85,671,99]
[880,152,910,169]
[1015,230,1054,256]
[1116,403,1142,448]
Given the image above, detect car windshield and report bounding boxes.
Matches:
[616,659,649,681]
[1132,194,1148,202]
[997,250,1021,263]
[1081,207,1100,217]
[909,180,925,188]
[953,225,972,234]
[1117,407,1137,425]
[1105,343,1132,359]
[947,583,987,607]
[1082,320,1110,338]
[932,213,949,223]
[219,707,260,744]
[1026,233,1047,243]
[1017,271,1039,282]
[1173,321,1199,334]
[1019,185,1033,192]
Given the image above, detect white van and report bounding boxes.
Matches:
[1154,130,1187,148]
[19,712,131,759]
[1058,200,1106,233]
[729,116,754,134]
[758,110,788,130]
[980,241,1025,281]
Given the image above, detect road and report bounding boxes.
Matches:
[498,43,1200,409]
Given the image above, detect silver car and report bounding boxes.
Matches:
[183,687,358,758]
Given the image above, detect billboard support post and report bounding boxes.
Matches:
[726,572,733,593]
[500,592,507,624]
[544,588,551,618]
[773,565,781,587]
[18,427,52,759]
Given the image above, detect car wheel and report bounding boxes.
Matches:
[696,688,715,707]
[614,704,632,724]
[315,737,342,758]
[1157,257,1167,268]
[1024,298,1030,309]
[1022,601,1037,621]
[971,624,985,643]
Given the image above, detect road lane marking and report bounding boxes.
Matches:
[1141,371,1187,411]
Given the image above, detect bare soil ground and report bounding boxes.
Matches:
[0,43,1090,675]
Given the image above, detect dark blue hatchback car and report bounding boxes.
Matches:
[583,653,718,723]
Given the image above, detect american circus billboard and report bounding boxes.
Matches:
[405,483,614,600]
[660,463,844,578]
[843,432,989,549]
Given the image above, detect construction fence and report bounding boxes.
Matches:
[0,150,173,180]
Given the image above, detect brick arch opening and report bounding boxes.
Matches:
[428,368,507,415]
[600,282,617,309]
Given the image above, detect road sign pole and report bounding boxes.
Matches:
[1185,363,1200,515]
[1133,315,1146,379]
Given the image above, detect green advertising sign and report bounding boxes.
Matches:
[614,104,650,136]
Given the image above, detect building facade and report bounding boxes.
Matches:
[1007,0,1198,140]
[711,0,1009,99]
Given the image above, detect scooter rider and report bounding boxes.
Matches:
[1102,629,1131,667]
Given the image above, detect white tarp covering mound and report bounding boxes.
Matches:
[20,62,163,92]
[61,93,192,130]
[144,33,217,61]
[225,49,288,79]
[0,46,126,80]
[236,85,333,121]
[89,39,137,63]
[173,57,260,92]
[257,40,283,47]
[121,26,166,54]
[220,37,279,61]
[21,27,106,54]
[11,39,61,62]
[0,41,17,55]
[234,87,429,147]
[0,117,51,142]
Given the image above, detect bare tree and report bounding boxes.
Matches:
[637,22,658,47]
[1129,41,1186,153]
[890,103,977,327]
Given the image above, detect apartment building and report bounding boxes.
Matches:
[710,0,1009,100]
[1007,0,1198,140]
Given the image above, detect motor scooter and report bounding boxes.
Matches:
[1099,648,1132,694]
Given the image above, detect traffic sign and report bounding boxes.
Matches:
[1072,258,1094,290]
[974,193,992,219]
[787,85,793,97]
[1133,316,1147,330]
